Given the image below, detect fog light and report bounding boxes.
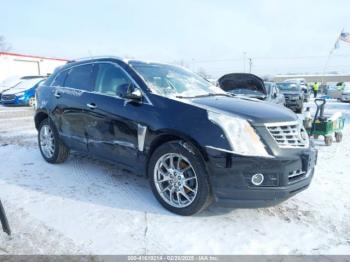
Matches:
[251,173,264,186]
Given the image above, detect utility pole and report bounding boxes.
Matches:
[248,58,253,73]
[243,52,247,73]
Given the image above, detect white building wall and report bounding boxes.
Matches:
[0,52,67,82]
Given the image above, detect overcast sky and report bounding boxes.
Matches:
[1,0,350,77]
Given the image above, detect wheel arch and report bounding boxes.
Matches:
[34,110,49,130]
[145,131,209,178]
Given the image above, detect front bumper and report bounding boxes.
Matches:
[205,146,317,208]
[284,99,303,110]
[0,96,27,105]
[341,94,350,102]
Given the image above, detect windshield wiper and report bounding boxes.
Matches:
[176,93,235,99]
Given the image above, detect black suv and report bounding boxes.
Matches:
[277,82,304,113]
[35,57,317,215]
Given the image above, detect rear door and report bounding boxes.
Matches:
[52,63,96,152]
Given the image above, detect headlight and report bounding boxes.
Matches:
[16,92,25,97]
[208,111,271,157]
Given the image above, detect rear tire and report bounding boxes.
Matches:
[324,135,333,146]
[335,132,343,143]
[148,141,212,216]
[38,118,70,163]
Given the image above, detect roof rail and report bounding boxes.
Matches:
[68,55,123,63]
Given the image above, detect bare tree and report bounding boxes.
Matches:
[197,67,211,79]
[0,36,12,52]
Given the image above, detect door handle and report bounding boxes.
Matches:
[86,103,97,109]
[54,91,61,98]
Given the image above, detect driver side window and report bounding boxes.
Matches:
[95,63,132,97]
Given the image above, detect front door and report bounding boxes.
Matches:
[84,62,147,166]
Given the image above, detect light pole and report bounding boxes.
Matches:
[249,58,253,73]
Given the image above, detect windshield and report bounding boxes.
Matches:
[277,83,300,91]
[284,79,305,85]
[129,61,225,98]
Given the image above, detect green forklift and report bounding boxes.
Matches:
[304,99,345,146]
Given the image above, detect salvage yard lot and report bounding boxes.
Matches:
[0,102,349,254]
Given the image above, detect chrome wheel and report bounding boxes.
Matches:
[39,124,55,159]
[154,153,198,208]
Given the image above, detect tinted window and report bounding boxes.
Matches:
[95,63,132,96]
[52,70,68,87]
[65,64,94,91]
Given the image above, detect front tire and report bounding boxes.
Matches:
[324,135,333,146]
[38,118,70,163]
[295,102,303,114]
[148,141,212,216]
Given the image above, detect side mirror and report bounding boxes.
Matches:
[117,83,142,102]
[127,88,142,101]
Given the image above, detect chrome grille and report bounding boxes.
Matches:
[1,94,15,101]
[266,122,309,148]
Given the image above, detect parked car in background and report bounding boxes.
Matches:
[217,73,266,100]
[340,83,350,102]
[277,82,304,113]
[218,73,284,105]
[325,82,343,99]
[301,84,310,102]
[34,57,316,215]
[1,77,45,107]
[264,82,285,105]
[0,75,44,100]
[283,78,310,102]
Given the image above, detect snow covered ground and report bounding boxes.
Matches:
[0,101,349,255]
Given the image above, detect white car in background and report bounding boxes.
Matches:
[340,82,350,102]
[325,82,343,100]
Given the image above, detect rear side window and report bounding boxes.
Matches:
[52,70,68,87]
[94,63,132,97]
[65,64,95,91]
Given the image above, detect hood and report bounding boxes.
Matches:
[0,85,15,93]
[2,87,28,95]
[2,78,44,95]
[190,96,297,124]
[217,73,267,97]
